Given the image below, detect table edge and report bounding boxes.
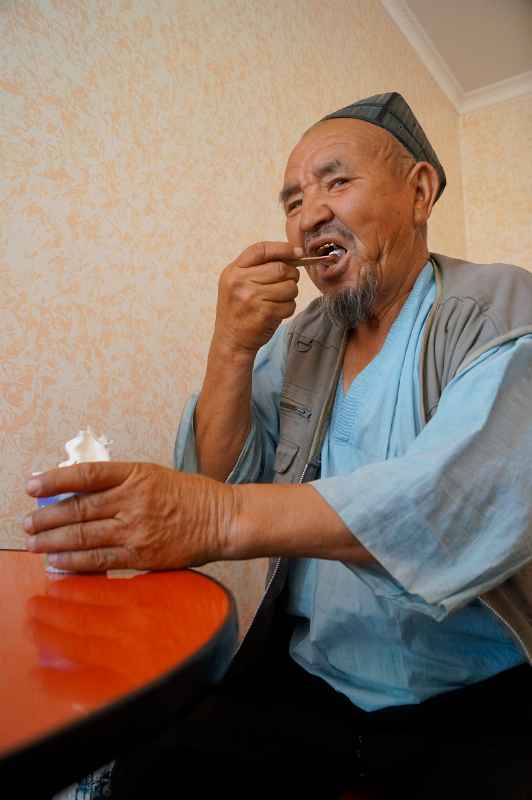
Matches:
[0,568,239,795]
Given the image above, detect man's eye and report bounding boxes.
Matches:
[330,177,349,188]
[286,199,302,213]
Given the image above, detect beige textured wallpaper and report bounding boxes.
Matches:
[1,0,465,632]
[461,93,532,271]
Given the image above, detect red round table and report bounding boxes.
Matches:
[0,551,238,796]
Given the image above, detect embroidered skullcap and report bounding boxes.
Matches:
[322,92,446,201]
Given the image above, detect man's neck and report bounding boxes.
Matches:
[342,251,429,391]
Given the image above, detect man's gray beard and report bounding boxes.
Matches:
[320,270,379,329]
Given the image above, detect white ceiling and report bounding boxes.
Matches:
[381,0,532,112]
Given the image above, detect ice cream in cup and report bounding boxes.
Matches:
[34,427,111,572]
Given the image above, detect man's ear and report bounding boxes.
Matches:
[409,161,440,227]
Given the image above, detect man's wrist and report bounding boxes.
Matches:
[209,332,258,370]
[223,483,291,561]
[216,483,244,561]
[221,483,375,564]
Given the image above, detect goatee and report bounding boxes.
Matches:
[321,267,379,329]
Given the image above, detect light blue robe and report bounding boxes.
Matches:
[175,262,532,710]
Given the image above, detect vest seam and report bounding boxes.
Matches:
[436,295,503,337]
[456,326,532,377]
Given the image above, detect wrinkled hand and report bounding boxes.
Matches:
[214,241,302,355]
[24,462,234,573]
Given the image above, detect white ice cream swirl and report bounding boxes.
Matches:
[58,427,111,467]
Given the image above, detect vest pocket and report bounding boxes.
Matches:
[279,398,312,419]
[273,438,300,474]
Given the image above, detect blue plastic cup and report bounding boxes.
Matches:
[33,483,78,572]
[37,492,76,509]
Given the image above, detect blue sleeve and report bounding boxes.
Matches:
[312,335,532,619]
[173,324,288,483]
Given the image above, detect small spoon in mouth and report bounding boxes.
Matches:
[285,254,338,267]
[286,245,347,268]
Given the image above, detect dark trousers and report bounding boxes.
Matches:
[111,616,532,799]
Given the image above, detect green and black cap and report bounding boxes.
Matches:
[322,91,446,201]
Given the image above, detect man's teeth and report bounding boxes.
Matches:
[316,243,347,259]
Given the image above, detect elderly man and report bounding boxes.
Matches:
[26,93,532,797]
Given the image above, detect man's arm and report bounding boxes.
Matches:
[25,337,531,587]
[309,335,532,616]
[194,241,302,482]
[24,463,373,572]
[194,343,255,482]
[227,482,374,564]
[174,323,287,484]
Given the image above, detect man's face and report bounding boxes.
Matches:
[280,118,419,325]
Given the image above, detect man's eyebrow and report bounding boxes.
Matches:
[278,159,348,205]
[278,182,300,206]
[314,158,346,179]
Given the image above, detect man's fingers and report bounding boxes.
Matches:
[26,490,116,534]
[260,280,299,303]
[238,241,303,269]
[26,518,124,554]
[45,546,130,574]
[26,461,134,499]
[237,261,300,285]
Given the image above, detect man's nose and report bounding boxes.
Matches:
[298,191,334,234]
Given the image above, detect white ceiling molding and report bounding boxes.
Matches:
[380,0,463,110]
[380,0,532,114]
[459,70,532,114]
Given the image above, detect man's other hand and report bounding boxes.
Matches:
[214,241,302,356]
[24,463,233,573]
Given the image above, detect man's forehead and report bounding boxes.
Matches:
[284,118,388,177]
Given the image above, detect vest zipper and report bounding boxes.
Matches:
[298,457,321,483]
[233,413,316,654]
[234,403,314,655]
[298,327,348,483]
[236,329,349,646]
[279,398,312,418]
